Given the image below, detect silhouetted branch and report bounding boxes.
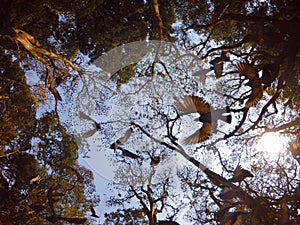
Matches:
[266,117,300,133]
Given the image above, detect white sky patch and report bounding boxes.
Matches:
[256,132,289,154]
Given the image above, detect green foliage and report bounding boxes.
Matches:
[104,208,148,224]
[0,49,36,146]
[144,0,176,40]
[282,71,300,110]
[174,0,212,25]
[35,112,78,165]
[0,39,94,225]
[7,153,41,189]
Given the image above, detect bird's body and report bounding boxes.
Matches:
[150,156,160,166]
[199,112,212,123]
[219,187,244,201]
[118,146,140,159]
[46,214,61,223]
[229,166,254,183]
[176,95,231,144]
[219,187,237,201]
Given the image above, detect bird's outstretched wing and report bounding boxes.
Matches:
[236,62,263,108]
[176,95,210,114]
[118,128,132,144]
[236,62,259,80]
[229,166,254,182]
[82,129,98,138]
[185,123,212,144]
[79,111,95,121]
[245,86,263,108]
[233,165,242,175]
[90,206,100,218]
[110,128,132,149]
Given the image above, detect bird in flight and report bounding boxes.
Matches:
[236,62,263,108]
[117,146,140,159]
[90,205,100,218]
[110,128,140,159]
[228,165,254,183]
[210,51,230,79]
[150,155,160,166]
[176,95,231,144]
[79,111,101,138]
[110,128,132,149]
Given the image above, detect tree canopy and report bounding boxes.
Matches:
[0,0,299,224]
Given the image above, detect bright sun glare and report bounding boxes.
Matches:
[256,132,286,154]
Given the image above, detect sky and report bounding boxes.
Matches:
[41,37,293,224]
[64,40,213,223]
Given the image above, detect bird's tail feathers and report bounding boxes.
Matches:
[225,106,232,123]
[217,114,232,124]
[225,114,232,124]
[211,107,231,124]
[225,106,230,113]
[82,128,97,138]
